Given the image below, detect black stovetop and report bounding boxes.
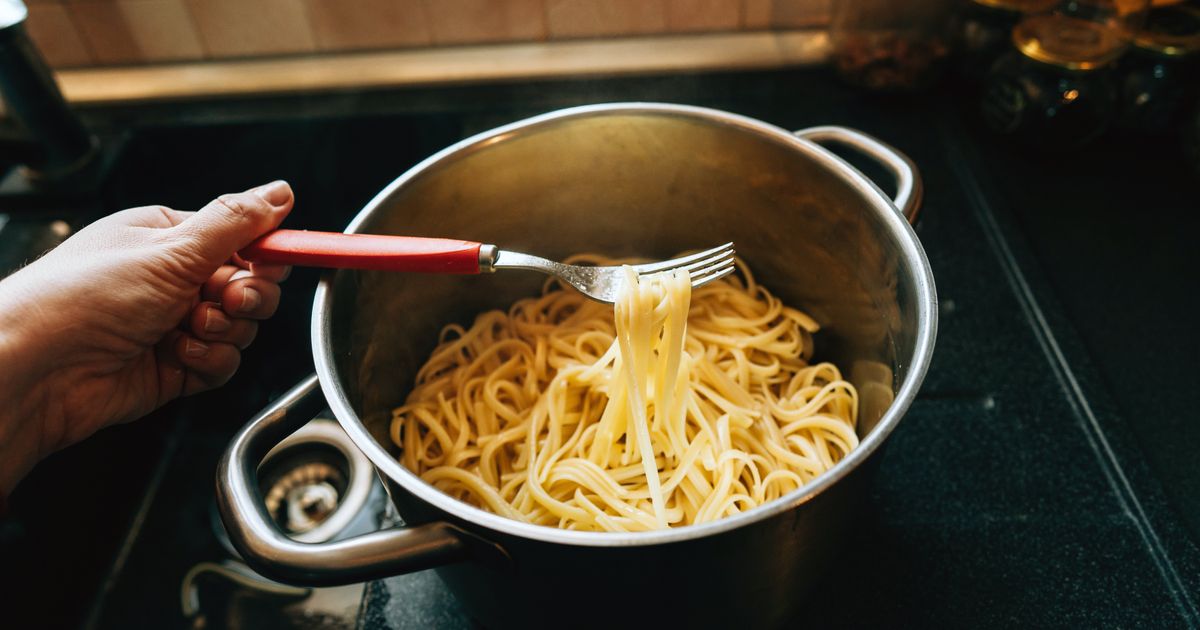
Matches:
[2,68,1197,629]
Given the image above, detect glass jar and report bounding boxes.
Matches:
[1011,0,1149,70]
[830,0,956,92]
[1116,4,1200,133]
[980,0,1150,147]
[982,50,1120,146]
[952,0,1056,83]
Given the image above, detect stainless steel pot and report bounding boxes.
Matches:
[217,103,937,629]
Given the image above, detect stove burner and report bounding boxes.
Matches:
[190,417,386,627]
[249,418,375,545]
[264,462,345,535]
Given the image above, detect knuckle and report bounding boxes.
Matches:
[214,193,263,222]
[213,195,249,220]
[151,205,181,226]
[155,233,209,278]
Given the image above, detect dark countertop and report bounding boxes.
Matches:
[973,131,1200,543]
[1,67,1197,629]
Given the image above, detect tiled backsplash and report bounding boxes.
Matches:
[24,0,831,68]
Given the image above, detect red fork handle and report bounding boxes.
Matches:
[239,230,484,274]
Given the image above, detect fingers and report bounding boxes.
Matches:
[188,259,281,392]
[202,264,289,300]
[202,265,240,301]
[174,333,242,395]
[174,180,294,269]
[189,302,259,348]
[155,330,242,398]
[219,275,281,320]
[248,262,291,282]
[165,180,292,399]
[174,274,279,401]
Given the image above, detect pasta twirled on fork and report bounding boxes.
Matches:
[391,259,859,531]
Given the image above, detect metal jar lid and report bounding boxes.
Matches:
[1012,13,1131,70]
[970,0,1057,12]
[1133,5,1200,57]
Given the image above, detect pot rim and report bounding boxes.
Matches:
[311,102,938,548]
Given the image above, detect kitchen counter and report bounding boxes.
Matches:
[1,67,1196,629]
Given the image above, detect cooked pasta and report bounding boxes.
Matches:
[389,258,859,531]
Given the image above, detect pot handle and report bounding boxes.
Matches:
[792,126,923,224]
[215,374,475,586]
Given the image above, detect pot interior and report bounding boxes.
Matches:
[326,108,918,462]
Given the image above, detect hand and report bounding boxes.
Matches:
[0,181,295,494]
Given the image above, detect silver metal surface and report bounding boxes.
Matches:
[792,125,924,223]
[259,419,374,544]
[490,241,734,303]
[215,375,483,586]
[477,243,498,272]
[218,103,937,627]
[180,560,311,618]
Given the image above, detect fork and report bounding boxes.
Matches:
[239,230,735,304]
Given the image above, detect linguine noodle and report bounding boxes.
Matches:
[390,259,859,531]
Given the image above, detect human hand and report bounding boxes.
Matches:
[0,181,294,494]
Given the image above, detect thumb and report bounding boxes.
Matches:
[176,180,293,267]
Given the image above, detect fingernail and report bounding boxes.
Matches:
[204,308,232,333]
[185,339,210,357]
[252,180,290,207]
[239,287,262,313]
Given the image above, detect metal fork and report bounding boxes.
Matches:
[240,230,735,304]
[480,242,735,303]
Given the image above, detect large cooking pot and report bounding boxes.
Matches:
[217,103,937,628]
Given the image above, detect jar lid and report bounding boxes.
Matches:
[970,0,1057,12]
[1133,6,1200,57]
[1013,14,1128,70]
[969,0,1056,11]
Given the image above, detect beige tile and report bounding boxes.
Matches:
[68,2,141,64]
[422,0,545,45]
[546,0,667,38]
[23,1,93,67]
[119,0,205,62]
[742,0,771,28]
[666,0,739,32]
[56,31,828,104]
[70,0,203,64]
[186,0,316,58]
[770,0,830,27]
[305,0,431,51]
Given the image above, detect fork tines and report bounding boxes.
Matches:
[632,243,735,288]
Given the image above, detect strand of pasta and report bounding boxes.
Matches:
[390,259,859,531]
